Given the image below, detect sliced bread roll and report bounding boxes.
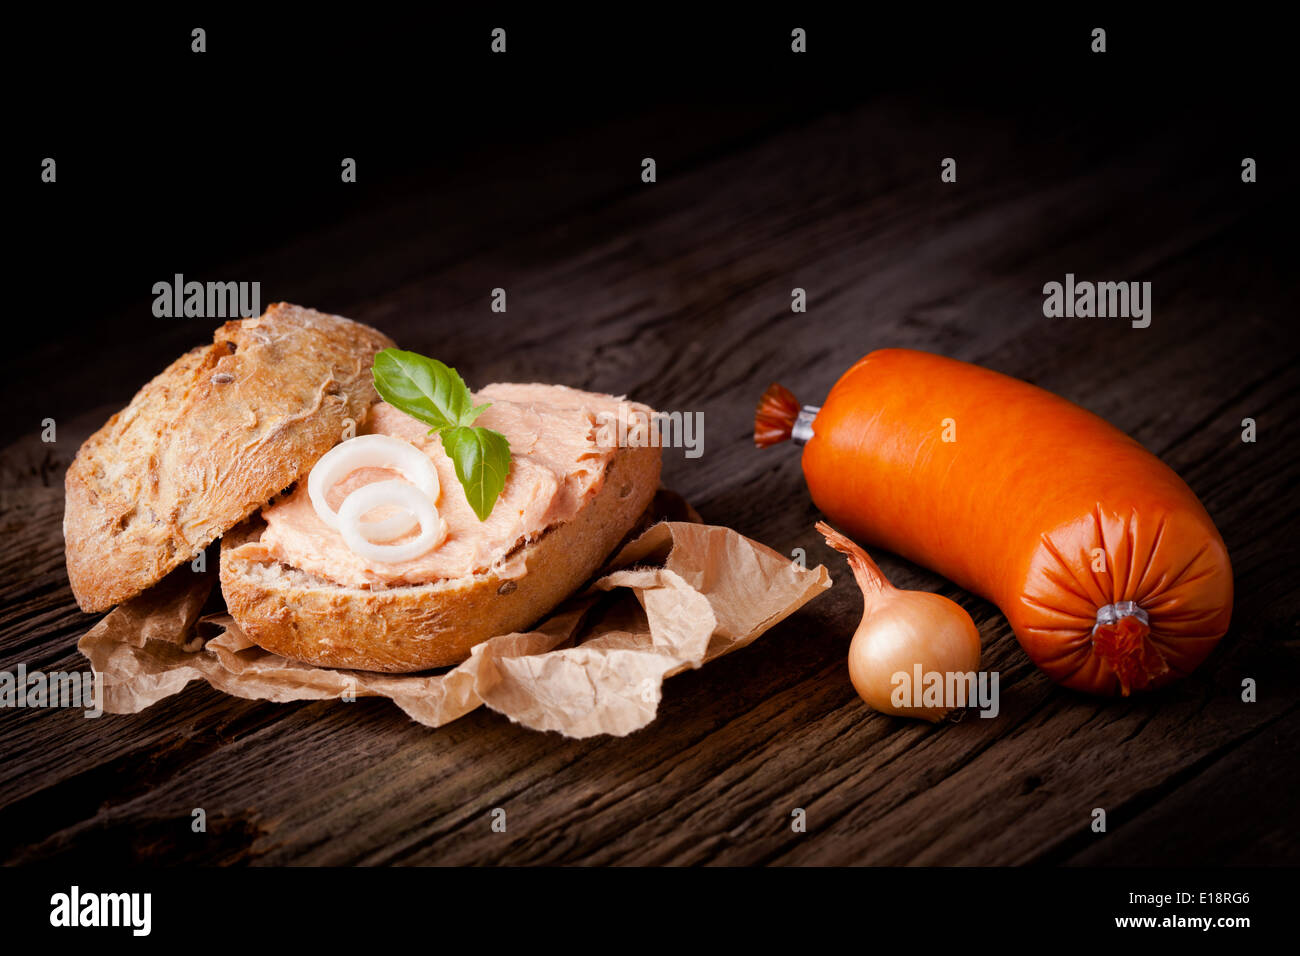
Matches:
[219,442,661,672]
[66,300,663,674]
[64,304,394,611]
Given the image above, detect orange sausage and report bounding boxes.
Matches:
[757,349,1233,695]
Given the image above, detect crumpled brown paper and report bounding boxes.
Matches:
[78,511,830,738]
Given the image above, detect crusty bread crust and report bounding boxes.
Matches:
[64,304,394,612]
[219,444,662,672]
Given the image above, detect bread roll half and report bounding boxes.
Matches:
[219,443,661,672]
[64,304,393,612]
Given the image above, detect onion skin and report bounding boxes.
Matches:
[820,521,982,722]
[848,590,982,722]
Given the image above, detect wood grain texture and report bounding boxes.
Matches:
[1,95,1296,866]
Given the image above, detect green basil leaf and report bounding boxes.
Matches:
[371,348,513,518]
[372,348,477,432]
[462,401,492,426]
[441,425,512,521]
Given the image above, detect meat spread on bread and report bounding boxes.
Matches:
[64,303,663,673]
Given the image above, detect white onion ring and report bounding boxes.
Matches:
[309,435,439,541]
[337,480,447,564]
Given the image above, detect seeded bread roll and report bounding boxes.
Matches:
[64,304,394,612]
[218,443,661,672]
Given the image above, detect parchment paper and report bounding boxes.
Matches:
[78,502,830,738]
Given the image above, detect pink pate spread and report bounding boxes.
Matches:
[258,383,649,588]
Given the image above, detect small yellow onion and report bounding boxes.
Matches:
[817,521,981,722]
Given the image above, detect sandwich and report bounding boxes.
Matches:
[64,303,662,672]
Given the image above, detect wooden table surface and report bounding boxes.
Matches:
[2,85,1297,865]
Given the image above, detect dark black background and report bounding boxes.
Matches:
[10,10,1292,361]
